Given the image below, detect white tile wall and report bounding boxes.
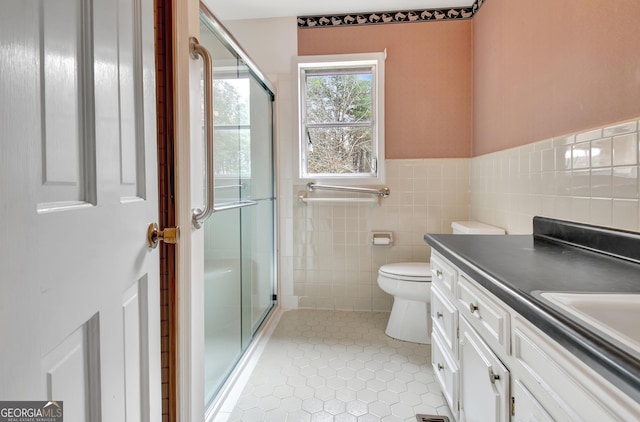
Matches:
[471,118,640,234]
[286,159,470,312]
[280,117,640,311]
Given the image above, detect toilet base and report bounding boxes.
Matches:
[385,297,431,344]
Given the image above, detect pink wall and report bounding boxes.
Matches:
[298,21,472,159]
[473,0,640,156]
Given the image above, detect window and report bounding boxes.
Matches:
[213,75,251,178]
[297,52,385,184]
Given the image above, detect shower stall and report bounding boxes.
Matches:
[196,5,277,409]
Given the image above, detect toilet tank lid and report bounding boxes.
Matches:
[379,262,431,278]
[451,221,505,234]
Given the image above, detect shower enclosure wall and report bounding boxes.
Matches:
[198,6,277,408]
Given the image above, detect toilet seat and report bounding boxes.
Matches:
[378,262,431,282]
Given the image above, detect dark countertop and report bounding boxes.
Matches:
[424,217,640,404]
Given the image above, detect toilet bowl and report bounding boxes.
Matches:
[378,221,505,344]
[377,262,432,344]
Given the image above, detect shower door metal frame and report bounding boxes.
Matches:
[172,0,279,419]
[197,1,278,417]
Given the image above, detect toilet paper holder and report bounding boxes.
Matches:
[371,231,393,246]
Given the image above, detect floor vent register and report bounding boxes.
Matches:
[416,416,450,422]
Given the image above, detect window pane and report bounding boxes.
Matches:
[306,73,372,125]
[214,79,250,126]
[307,126,372,174]
[214,128,250,178]
[213,78,251,180]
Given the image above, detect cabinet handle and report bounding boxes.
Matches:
[437,363,444,371]
[469,303,479,313]
[489,370,500,384]
[436,269,443,277]
[436,311,443,319]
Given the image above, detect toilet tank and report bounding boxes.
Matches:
[451,221,505,235]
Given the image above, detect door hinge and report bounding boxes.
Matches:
[456,326,459,339]
[147,223,179,249]
[272,294,277,301]
[511,396,515,416]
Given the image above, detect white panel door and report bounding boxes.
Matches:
[0,0,160,421]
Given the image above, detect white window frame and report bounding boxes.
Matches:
[296,51,386,185]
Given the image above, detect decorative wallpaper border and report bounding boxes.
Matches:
[298,0,485,28]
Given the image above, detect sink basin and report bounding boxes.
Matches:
[540,292,640,352]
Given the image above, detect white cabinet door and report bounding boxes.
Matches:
[459,317,510,422]
[1,1,160,420]
[512,379,554,422]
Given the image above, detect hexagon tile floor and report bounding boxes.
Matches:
[224,309,453,422]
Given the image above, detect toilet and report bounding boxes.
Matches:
[377,262,432,344]
[377,221,505,344]
[451,220,506,235]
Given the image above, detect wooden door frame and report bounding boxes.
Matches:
[154,0,178,420]
[155,0,203,421]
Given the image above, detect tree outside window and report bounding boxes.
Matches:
[298,53,385,184]
[305,71,373,175]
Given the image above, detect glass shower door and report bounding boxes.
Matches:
[240,76,276,348]
[199,7,276,407]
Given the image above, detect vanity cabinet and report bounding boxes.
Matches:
[432,254,510,422]
[429,250,640,422]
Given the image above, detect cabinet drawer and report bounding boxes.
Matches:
[431,285,458,357]
[512,316,640,421]
[432,330,459,419]
[457,274,510,354]
[430,252,457,296]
